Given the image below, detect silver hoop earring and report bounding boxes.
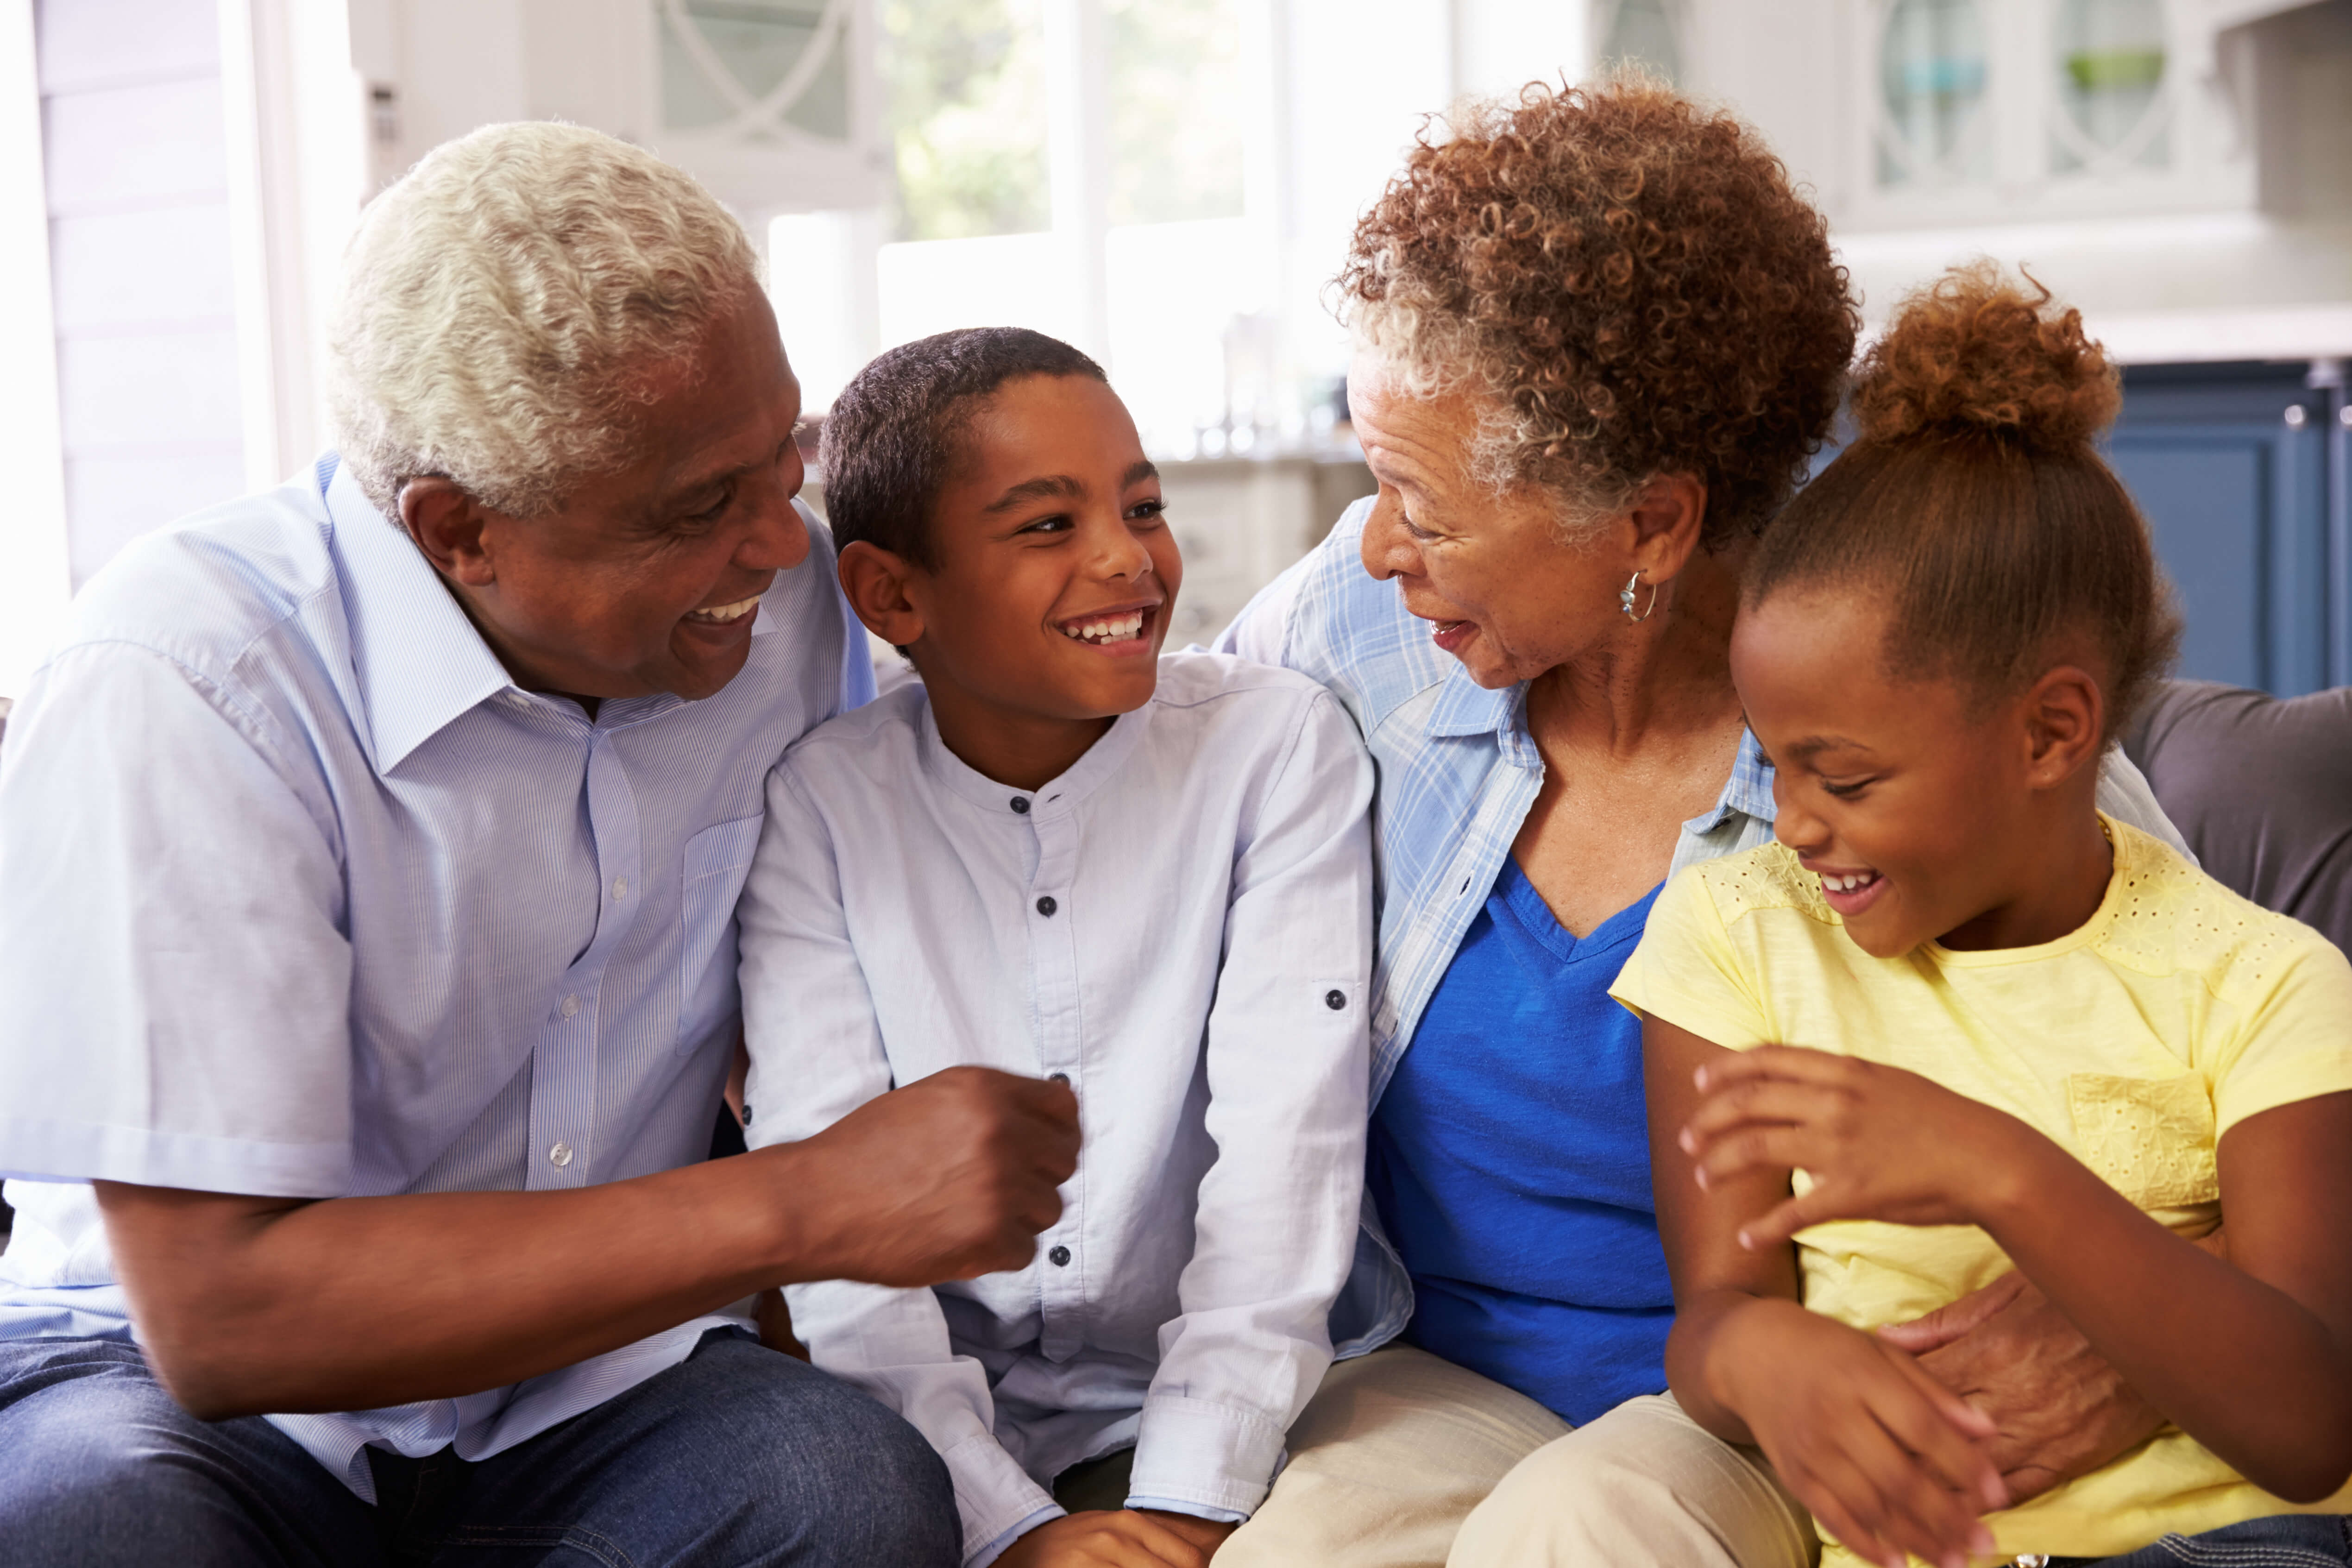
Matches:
[1619,571,1660,622]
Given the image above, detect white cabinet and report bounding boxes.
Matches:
[1840,0,2254,229]
[355,0,885,222]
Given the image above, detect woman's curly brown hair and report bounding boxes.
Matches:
[1339,77,1859,546]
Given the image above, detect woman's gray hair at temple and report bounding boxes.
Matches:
[327,120,761,519]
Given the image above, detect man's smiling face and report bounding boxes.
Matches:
[407,289,813,704]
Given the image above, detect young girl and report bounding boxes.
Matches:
[1613,267,2352,1568]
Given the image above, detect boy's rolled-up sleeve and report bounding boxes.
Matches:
[1126,686,1376,1519]
[737,762,1061,1566]
[0,642,353,1196]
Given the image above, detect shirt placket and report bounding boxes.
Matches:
[1025,797,1086,1358]
[528,723,644,1191]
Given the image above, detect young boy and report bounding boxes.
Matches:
[736,328,1375,1568]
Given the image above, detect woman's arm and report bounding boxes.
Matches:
[1648,1018,2006,1568]
[1684,1048,2352,1502]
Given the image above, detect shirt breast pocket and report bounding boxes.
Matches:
[677,815,764,1055]
[2066,1071,2220,1210]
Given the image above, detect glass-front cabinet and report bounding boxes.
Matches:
[1849,0,2251,227]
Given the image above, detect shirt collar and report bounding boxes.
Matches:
[1685,725,1776,833]
[1424,642,1775,825]
[1425,661,1541,769]
[915,684,1154,818]
[323,456,519,773]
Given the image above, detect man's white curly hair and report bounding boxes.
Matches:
[330,121,761,518]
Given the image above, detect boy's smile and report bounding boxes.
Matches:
[838,373,1182,792]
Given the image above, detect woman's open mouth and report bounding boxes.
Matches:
[1815,867,1887,919]
[1057,605,1157,655]
[1428,619,1475,654]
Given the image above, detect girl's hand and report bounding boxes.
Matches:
[1718,1298,2007,1568]
[1680,1046,2048,1248]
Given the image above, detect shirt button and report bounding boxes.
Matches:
[548,1142,573,1168]
[612,877,628,901]
[1326,989,1347,1010]
[1048,1072,1069,1086]
[1010,797,1031,814]
[1036,895,1057,917]
[505,693,530,710]
[560,995,580,1019]
[1048,1246,1071,1267]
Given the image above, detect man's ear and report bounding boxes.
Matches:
[398,478,500,588]
[837,541,927,650]
[2020,664,2107,790]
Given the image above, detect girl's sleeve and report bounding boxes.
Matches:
[2207,921,2352,1141]
[1608,862,1776,1052]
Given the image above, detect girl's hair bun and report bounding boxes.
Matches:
[1851,263,2120,453]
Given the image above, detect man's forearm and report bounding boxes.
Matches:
[98,1148,813,1421]
[99,1064,1079,1423]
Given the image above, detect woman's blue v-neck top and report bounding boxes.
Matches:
[1366,859,1673,1424]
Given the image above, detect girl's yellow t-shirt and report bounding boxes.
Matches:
[1611,817,2352,1565]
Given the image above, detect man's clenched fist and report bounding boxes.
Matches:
[768,1066,1082,1286]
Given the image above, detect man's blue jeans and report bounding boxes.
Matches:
[0,1328,958,1567]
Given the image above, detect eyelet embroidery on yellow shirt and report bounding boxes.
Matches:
[1704,842,1835,926]
[2092,825,2304,996]
[2065,1071,2220,1209]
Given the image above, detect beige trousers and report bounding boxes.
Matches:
[1218,1345,1817,1568]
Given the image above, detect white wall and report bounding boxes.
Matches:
[0,0,67,700]
[38,0,247,591]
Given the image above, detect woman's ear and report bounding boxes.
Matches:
[2019,664,2107,790]
[836,541,926,651]
[1627,472,1710,583]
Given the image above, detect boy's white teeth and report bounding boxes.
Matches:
[1062,611,1146,644]
[1824,872,1879,893]
[687,596,759,624]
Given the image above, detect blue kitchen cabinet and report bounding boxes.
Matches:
[2107,363,2343,696]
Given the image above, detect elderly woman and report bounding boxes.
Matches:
[1214,81,2185,1567]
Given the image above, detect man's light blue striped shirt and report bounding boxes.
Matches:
[0,456,872,1496]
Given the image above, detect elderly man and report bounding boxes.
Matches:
[0,124,1078,1566]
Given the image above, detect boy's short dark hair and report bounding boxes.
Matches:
[818,327,1108,570]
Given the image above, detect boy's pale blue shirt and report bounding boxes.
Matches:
[1213,497,2193,1357]
[739,654,1375,1568]
[0,456,874,1499]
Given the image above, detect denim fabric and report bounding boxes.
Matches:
[0,1329,958,1568]
[2056,1514,2352,1566]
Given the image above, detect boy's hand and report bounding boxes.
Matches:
[1717,1298,2006,1568]
[1680,1046,2048,1248]
[998,1509,1226,1567]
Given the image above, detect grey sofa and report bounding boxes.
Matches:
[2123,679,2352,956]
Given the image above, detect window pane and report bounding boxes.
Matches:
[2053,0,2169,172]
[661,0,850,141]
[1878,0,1991,187]
[880,0,1050,240]
[1105,0,1244,226]
[1598,0,1682,84]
